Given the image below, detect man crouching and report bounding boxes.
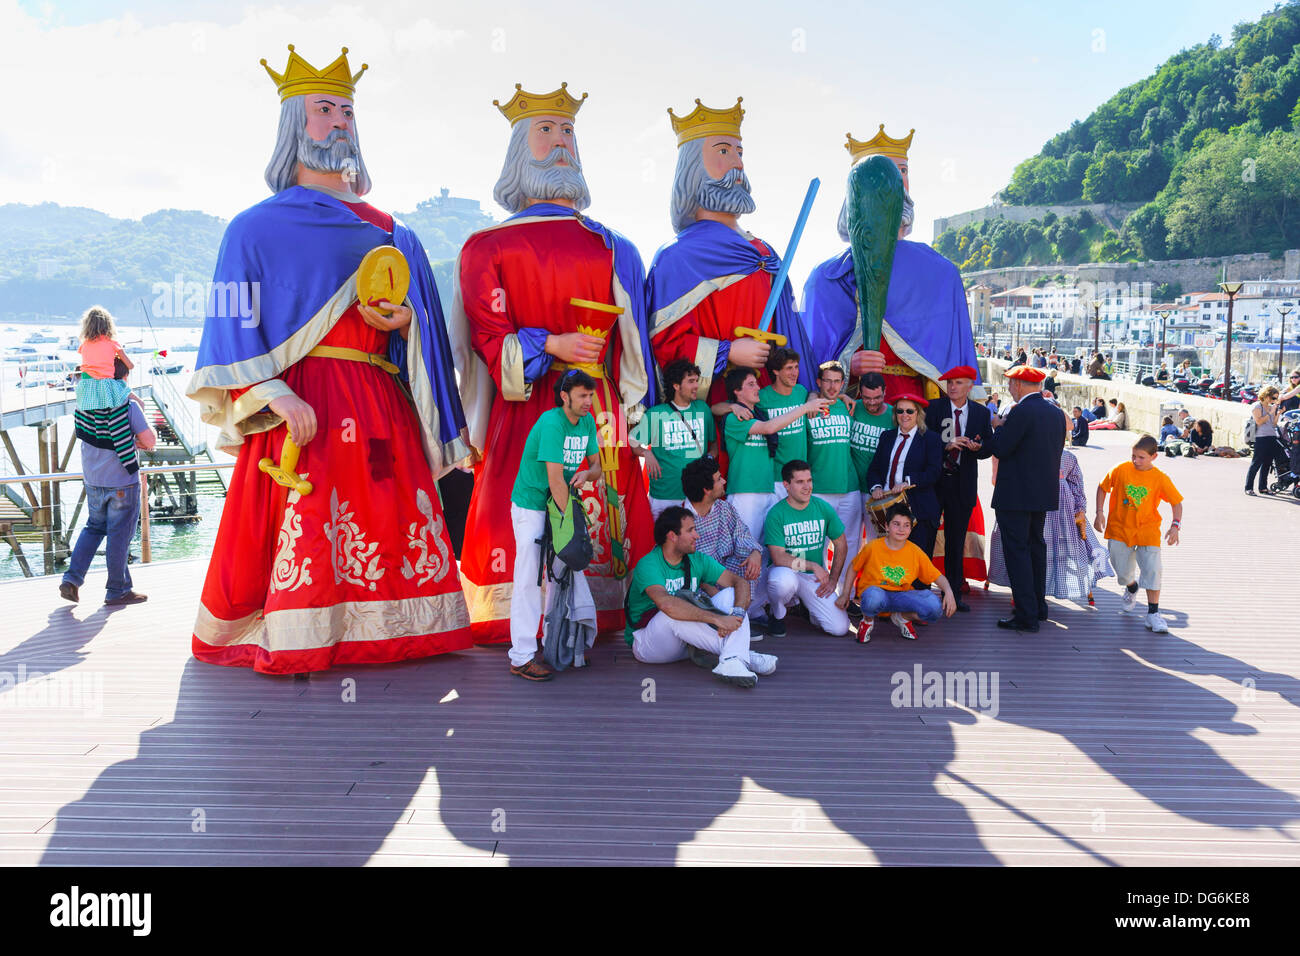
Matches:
[625,506,777,688]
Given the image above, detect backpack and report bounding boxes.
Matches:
[537,491,592,585]
[625,552,720,632]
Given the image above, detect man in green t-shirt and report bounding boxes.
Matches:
[720,366,828,546]
[508,369,602,681]
[626,506,777,688]
[846,372,893,608]
[762,459,851,638]
[758,347,810,495]
[807,361,859,597]
[632,358,716,518]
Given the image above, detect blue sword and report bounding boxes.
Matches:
[736,177,820,344]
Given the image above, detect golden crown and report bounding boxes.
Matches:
[494,83,588,125]
[846,125,915,162]
[668,97,744,147]
[261,45,368,102]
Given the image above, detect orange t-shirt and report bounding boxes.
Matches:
[1099,461,1183,547]
[79,337,121,379]
[850,537,941,596]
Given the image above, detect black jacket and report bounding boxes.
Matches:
[925,397,994,508]
[985,392,1066,513]
[864,427,943,522]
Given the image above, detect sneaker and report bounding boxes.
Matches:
[712,655,758,688]
[1144,612,1169,633]
[856,617,875,644]
[59,581,78,604]
[509,656,554,681]
[890,612,918,640]
[687,645,720,671]
[846,600,862,621]
[746,652,778,676]
[766,615,787,638]
[1120,588,1138,613]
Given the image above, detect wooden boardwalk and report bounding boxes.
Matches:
[2,431,1298,865]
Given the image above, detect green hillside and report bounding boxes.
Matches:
[935,1,1300,269]
[0,196,495,322]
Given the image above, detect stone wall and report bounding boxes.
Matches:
[962,251,1297,295]
[980,359,1253,448]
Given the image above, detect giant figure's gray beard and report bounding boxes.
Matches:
[698,167,756,218]
[298,128,361,181]
[517,147,591,208]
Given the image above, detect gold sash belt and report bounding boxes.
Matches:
[881,364,917,377]
[307,345,400,375]
[552,359,608,380]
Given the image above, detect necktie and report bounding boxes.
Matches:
[889,434,906,488]
[946,408,963,471]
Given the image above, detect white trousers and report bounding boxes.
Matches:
[649,496,680,520]
[767,566,851,636]
[813,491,866,599]
[730,492,777,545]
[773,481,788,500]
[509,503,593,667]
[631,587,754,665]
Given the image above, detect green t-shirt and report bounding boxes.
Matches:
[850,402,894,492]
[806,396,854,494]
[723,412,775,494]
[625,546,727,645]
[763,496,845,573]
[511,407,598,511]
[632,400,715,500]
[758,384,809,483]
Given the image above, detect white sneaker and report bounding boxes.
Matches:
[1120,588,1138,613]
[712,655,758,688]
[746,652,778,676]
[1145,612,1169,633]
[890,613,918,640]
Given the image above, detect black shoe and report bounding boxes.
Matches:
[1037,611,1050,622]
[687,646,720,671]
[996,616,1039,633]
[846,600,862,620]
[955,599,971,613]
[768,616,787,638]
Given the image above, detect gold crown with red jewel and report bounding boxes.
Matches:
[261,44,368,102]
[494,83,588,125]
[846,125,914,162]
[668,98,744,147]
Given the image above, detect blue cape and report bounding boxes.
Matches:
[193,186,465,448]
[799,239,981,392]
[504,202,655,409]
[646,219,799,371]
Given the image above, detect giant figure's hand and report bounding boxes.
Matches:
[359,301,412,339]
[269,394,318,445]
[728,337,771,370]
[546,332,604,365]
[851,349,886,377]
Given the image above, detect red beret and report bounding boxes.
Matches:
[892,391,930,408]
[1005,365,1046,383]
[939,365,978,381]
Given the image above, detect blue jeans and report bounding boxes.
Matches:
[860,586,942,622]
[62,483,140,600]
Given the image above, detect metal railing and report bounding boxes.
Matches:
[0,461,233,577]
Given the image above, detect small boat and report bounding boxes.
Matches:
[3,347,47,362]
[23,332,58,344]
[172,343,200,352]
[151,362,184,375]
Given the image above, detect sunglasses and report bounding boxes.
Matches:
[896,408,918,416]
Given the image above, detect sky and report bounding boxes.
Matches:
[1,0,1282,287]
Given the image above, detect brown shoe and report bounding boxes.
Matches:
[104,590,148,606]
[509,656,554,681]
[59,582,79,604]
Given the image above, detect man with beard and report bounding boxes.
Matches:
[186,46,472,673]
[647,98,802,407]
[449,84,656,644]
[799,128,983,403]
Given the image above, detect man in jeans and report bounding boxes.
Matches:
[59,400,155,605]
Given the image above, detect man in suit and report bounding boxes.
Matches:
[926,365,993,611]
[984,365,1066,632]
[865,393,943,558]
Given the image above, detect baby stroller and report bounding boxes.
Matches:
[1269,409,1300,498]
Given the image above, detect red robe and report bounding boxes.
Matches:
[650,238,774,407]
[457,217,654,643]
[192,200,472,674]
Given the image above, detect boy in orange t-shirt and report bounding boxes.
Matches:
[1094,434,1183,633]
[839,504,957,642]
